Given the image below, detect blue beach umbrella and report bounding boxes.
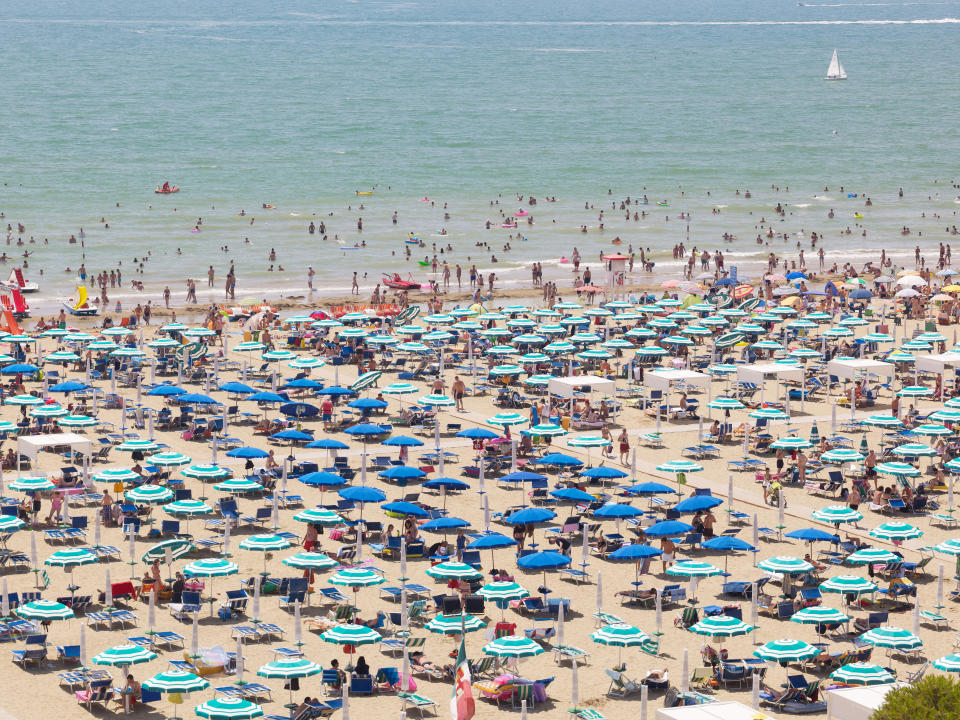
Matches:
[279,402,319,418]
[224,447,270,459]
[625,482,677,496]
[248,391,288,403]
[539,453,584,467]
[381,501,431,518]
[338,486,387,503]
[504,507,556,525]
[305,439,349,450]
[381,435,424,447]
[270,429,313,442]
[420,517,470,532]
[219,382,256,394]
[455,428,500,440]
[645,520,696,537]
[177,393,218,405]
[379,466,426,482]
[581,466,629,480]
[423,477,470,491]
[500,471,548,484]
[147,383,188,396]
[549,487,597,503]
[298,472,347,488]
[674,495,724,513]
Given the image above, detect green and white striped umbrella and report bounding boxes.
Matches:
[64,332,97,342]
[487,413,528,427]
[213,478,263,493]
[936,539,960,556]
[87,340,119,351]
[426,614,487,635]
[418,394,456,407]
[892,443,938,457]
[116,439,159,453]
[897,385,933,397]
[5,394,42,406]
[93,467,140,483]
[477,581,529,601]
[0,420,17,433]
[110,348,146,359]
[337,329,369,340]
[523,375,555,387]
[811,505,863,524]
[932,654,960,672]
[45,547,98,567]
[57,414,99,428]
[0,515,25,531]
[666,560,722,578]
[911,424,952,436]
[820,449,864,463]
[751,340,784,351]
[567,435,611,448]
[931,409,960,422]
[483,635,544,658]
[869,522,923,541]
[789,348,821,359]
[320,623,381,646]
[45,351,81,363]
[329,567,384,587]
[288,357,327,369]
[29,404,68,418]
[758,556,814,575]
[656,459,703,473]
[92,644,158,666]
[381,383,419,395]
[9,476,56,492]
[293,508,343,525]
[125,484,175,504]
[791,606,850,625]
[233,342,267,353]
[147,338,180,349]
[257,658,323,678]
[183,558,239,577]
[262,350,296,361]
[102,327,134,337]
[524,424,567,437]
[485,345,521,356]
[425,561,484,581]
[754,639,821,663]
[488,365,523,377]
[142,670,210,693]
[690,615,755,638]
[830,663,895,686]
[706,397,745,410]
[845,548,900,565]
[749,408,790,420]
[822,327,854,338]
[147,452,192,467]
[182,464,232,480]
[195,697,264,719]
[239,534,291,552]
[820,576,878,595]
[282,552,338,571]
[163,499,213,516]
[142,538,194,563]
[591,623,649,647]
[16,600,74,621]
[770,437,813,450]
[860,626,923,650]
[366,335,400,347]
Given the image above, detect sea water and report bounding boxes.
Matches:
[0,0,958,309]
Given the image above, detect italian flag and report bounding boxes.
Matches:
[450,634,475,720]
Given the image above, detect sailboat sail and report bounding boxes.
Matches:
[825,49,846,80]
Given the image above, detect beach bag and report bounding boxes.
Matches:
[329,529,344,541]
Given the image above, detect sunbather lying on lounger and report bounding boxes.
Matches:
[409,651,453,680]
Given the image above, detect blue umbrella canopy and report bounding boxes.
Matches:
[283,378,324,389]
[298,472,348,487]
[517,550,572,570]
[338,486,386,503]
[625,482,677,495]
[381,435,424,447]
[467,533,517,550]
[381,501,431,518]
[423,477,470,491]
[270,429,313,441]
[279,402,319,418]
[2,363,39,374]
[305,438,349,450]
[550,487,596,503]
[455,428,500,440]
[504,507,557,525]
[581,466,629,479]
[379,466,426,481]
[177,393,218,404]
[248,391,288,403]
[348,398,388,410]
[539,453,584,466]
[609,544,663,560]
[785,528,840,543]
[593,503,644,519]
[344,423,388,437]
[421,516,471,531]
[219,382,256,394]
[499,471,548,483]
[315,386,357,397]
[645,520,696,537]
[225,447,270,459]
[674,495,724,513]
[48,380,89,393]
[146,384,187,396]
[702,536,755,552]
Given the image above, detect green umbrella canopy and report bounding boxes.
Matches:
[483,635,544,658]
[753,639,821,663]
[757,556,814,575]
[195,697,264,720]
[320,623,381,646]
[591,623,649,647]
[425,561,484,581]
[477,581,529,601]
[92,644,158,666]
[690,615,755,637]
[328,567,384,587]
[859,626,923,650]
[256,658,323,678]
[791,606,850,625]
[16,600,74,621]
[281,552,338,571]
[426,614,487,635]
[142,669,211,693]
[830,663,895,686]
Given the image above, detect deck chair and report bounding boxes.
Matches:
[675,606,699,629]
[605,668,642,697]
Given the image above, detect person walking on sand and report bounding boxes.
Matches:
[618,428,630,465]
[452,375,466,412]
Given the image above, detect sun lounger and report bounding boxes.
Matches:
[553,645,589,665]
[398,692,438,718]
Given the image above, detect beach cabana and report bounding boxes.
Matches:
[824,682,904,720]
[736,362,803,406]
[547,374,618,422]
[17,432,94,474]
[644,369,712,417]
[826,358,896,409]
[915,351,960,384]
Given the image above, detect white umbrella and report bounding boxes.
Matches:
[913,598,921,635]
[680,647,689,693]
[235,634,245,684]
[252,575,261,620]
[596,572,603,616]
[556,601,565,647]
[752,671,760,709]
[223,518,231,555]
[342,678,350,720]
[640,684,648,720]
[105,568,113,607]
[148,590,156,634]
[1,578,8,618]
[571,661,579,708]
[294,601,303,647]
[191,611,199,658]
[655,591,662,636]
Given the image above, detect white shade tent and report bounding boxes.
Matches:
[736,362,804,405]
[825,683,904,720]
[547,375,618,423]
[656,701,779,720]
[825,357,896,386]
[915,351,960,376]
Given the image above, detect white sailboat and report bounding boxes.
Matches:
[825,49,847,80]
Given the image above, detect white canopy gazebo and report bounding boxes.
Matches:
[16,433,96,483]
[547,375,618,422]
[736,362,804,406]
[644,369,712,417]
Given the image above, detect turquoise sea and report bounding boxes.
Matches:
[1,0,959,309]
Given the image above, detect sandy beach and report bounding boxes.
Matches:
[0,281,959,720]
